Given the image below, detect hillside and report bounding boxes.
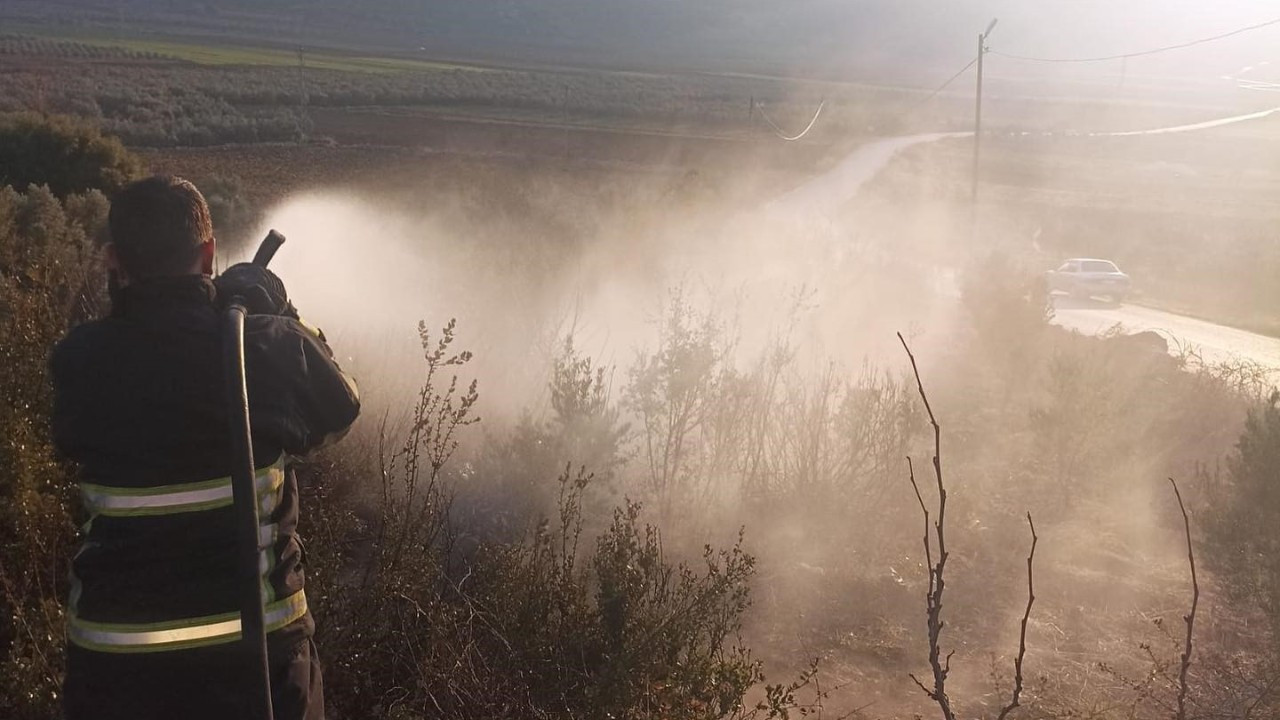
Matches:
[0,0,997,83]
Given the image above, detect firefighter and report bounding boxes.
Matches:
[51,175,360,719]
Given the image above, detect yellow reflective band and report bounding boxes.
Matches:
[258,523,278,550]
[258,523,280,603]
[80,456,286,518]
[67,590,307,654]
[296,317,324,339]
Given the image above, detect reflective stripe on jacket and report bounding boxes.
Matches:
[67,590,309,654]
[80,455,287,518]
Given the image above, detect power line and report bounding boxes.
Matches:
[757,99,826,141]
[990,15,1280,63]
[899,56,979,120]
[922,57,977,104]
[755,55,978,142]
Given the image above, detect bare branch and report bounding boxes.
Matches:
[997,513,1039,720]
[1170,477,1199,720]
[911,673,936,700]
[898,332,939,430]
[907,456,928,515]
[908,457,934,593]
[899,333,955,720]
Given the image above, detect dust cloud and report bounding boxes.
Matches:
[239,118,1262,716]
[248,140,959,424]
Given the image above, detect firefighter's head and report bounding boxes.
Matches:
[105,175,215,284]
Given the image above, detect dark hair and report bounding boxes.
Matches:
[107,175,212,279]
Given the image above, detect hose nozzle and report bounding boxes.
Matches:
[251,230,287,268]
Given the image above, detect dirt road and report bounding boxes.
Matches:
[1051,296,1280,373]
[776,129,1280,376]
[765,132,968,218]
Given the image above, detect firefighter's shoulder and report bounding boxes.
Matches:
[50,317,122,376]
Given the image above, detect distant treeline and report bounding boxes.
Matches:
[0,0,963,83]
[0,33,921,148]
[0,34,168,60]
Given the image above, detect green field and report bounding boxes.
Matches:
[20,30,490,74]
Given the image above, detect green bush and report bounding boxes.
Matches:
[0,113,143,196]
[0,184,108,720]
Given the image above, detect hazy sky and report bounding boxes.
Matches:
[523,1,1280,93]
[790,0,1280,100]
[955,1,1275,63]
[756,2,1272,67]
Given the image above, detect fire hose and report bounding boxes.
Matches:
[223,229,287,720]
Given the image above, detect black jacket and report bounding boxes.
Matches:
[51,275,359,651]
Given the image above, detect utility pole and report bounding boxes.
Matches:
[562,85,571,161]
[972,18,998,224]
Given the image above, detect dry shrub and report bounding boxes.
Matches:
[303,320,812,719]
[1204,394,1280,638]
[458,336,629,547]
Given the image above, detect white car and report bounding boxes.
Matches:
[1046,258,1131,303]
